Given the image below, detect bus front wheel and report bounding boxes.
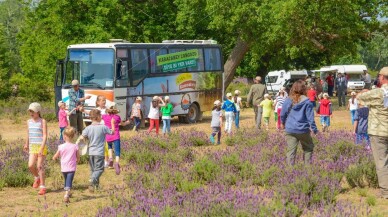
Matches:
[185,103,200,123]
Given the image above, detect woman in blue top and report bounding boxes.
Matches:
[280,80,318,165]
[222,93,237,135]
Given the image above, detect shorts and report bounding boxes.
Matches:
[107,139,121,157]
[212,127,221,134]
[320,116,330,127]
[29,144,48,155]
[263,117,270,124]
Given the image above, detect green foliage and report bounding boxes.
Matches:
[366,195,376,206]
[345,159,379,188]
[192,157,219,183]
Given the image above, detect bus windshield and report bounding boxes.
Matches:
[65,48,114,88]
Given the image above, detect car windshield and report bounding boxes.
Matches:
[65,49,114,88]
[347,74,362,81]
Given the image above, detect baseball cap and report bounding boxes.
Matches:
[152,96,159,101]
[226,92,232,97]
[264,93,269,98]
[323,93,329,98]
[165,96,170,101]
[72,80,80,86]
[136,96,142,101]
[214,100,221,106]
[379,67,388,76]
[234,90,240,95]
[28,102,42,113]
[351,91,356,96]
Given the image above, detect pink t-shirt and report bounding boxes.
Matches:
[58,109,68,128]
[102,114,121,142]
[58,142,78,172]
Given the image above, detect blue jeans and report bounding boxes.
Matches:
[89,155,105,186]
[162,119,171,134]
[59,127,66,141]
[350,110,356,126]
[356,133,370,146]
[134,117,141,131]
[62,171,75,191]
[235,111,240,128]
[107,139,121,157]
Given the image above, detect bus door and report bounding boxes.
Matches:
[55,59,64,115]
[115,58,130,120]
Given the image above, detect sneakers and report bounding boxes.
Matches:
[32,178,40,188]
[64,195,70,203]
[114,162,121,175]
[210,135,215,144]
[104,161,109,168]
[38,188,46,195]
[109,158,113,169]
[217,141,221,145]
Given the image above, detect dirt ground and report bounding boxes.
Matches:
[1,108,387,216]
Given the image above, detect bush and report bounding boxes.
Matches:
[345,159,378,188]
[192,158,219,183]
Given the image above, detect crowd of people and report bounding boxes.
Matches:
[24,67,388,203]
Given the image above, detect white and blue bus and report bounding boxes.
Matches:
[55,40,224,123]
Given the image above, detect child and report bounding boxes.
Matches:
[147,96,165,135]
[131,96,143,131]
[161,96,174,135]
[52,127,79,203]
[316,93,332,132]
[233,90,243,129]
[274,89,287,130]
[222,93,237,135]
[95,95,110,168]
[210,100,223,145]
[58,101,76,141]
[102,104,129,175]
[259,94,273,130]
[76,109,114,191]
[347,91,358,125]
[353,103,370,150]
[24,102,48,195]
[307,85,317,107]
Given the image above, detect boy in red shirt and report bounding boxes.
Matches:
[316,93,332,132]
[307,85,317,107]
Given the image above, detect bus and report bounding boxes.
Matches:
[55,40,224,124]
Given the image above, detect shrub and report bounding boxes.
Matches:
[345,159,378,188]
[192,158,219,183]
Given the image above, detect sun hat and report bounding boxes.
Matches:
[214,100,221,106]
[351,91,356,96]
[226,92,232,97]
[71,80,79,86]
[57,100,65,107]
[234,90,240,95]
[323,93,329,98]
[379,67,388,76]
[107,103,120,114]
[136,96,142,101]
[28,102,42,113]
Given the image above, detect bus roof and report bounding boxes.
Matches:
[67,41,220,49]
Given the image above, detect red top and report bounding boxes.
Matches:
[326,75,334,86]
[318,99,332,116]
[307,89,317,102]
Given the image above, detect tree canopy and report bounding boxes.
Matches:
[0,0,386,100]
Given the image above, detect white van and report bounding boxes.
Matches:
[313,65,366,92]
[265,69,308,93]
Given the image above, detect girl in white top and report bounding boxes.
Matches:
[233,90,243,129]
[147,96,165,135]
[347,91,358,125]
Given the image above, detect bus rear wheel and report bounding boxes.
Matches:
[185,103,199,123]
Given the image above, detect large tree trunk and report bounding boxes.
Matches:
[223,37,250,89]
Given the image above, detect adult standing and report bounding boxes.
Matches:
[280,80,318,165]
[336,73,347,107]
[362,70,372,90]
[68,80,91,134]
[357,67,388,199]
[326,72,335,97]
[247,76,267,129]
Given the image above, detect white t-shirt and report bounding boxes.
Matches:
[348,98,358,111]
[234,97,242,111]
[148,102,160,119]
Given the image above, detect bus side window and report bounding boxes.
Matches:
[187,48,204,72]
[150,49,167,73]
[130,49,149,86]
[204,48,221,71]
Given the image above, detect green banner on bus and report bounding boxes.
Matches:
[157,49,199,66]
[162,59,197,72]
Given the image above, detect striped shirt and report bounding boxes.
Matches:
[275,96,286,110]
[28,119,43,145]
